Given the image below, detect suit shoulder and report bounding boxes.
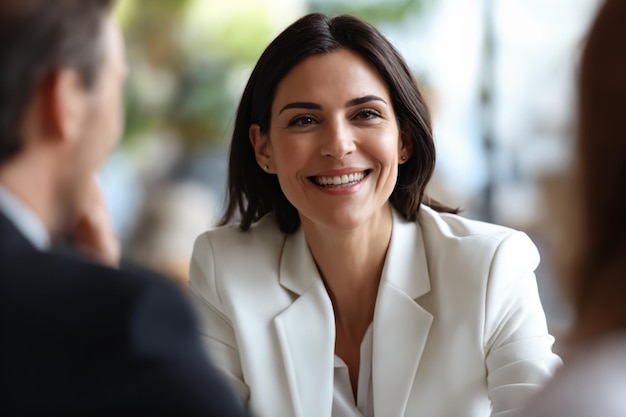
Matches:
[193,213,287,259]
[0,251,194,338]
[2,249,179,298]
[418,205,520,243]
[414,207,540,303]
[417,205,538,268]
[189,214,289,306]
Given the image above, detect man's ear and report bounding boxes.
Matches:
[249,124,275,173]
[44,68,90,143]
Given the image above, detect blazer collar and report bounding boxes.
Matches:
[381,208,431,297]
[0,210,36,257]
[372,208,433,417]
[277,209,431,298]
[0,186,49,250]
[276,209,433,417]
[276,226,335,417]
[278,223,318,296]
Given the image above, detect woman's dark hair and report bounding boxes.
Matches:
[222,13,456,233]
[0,0,114,164]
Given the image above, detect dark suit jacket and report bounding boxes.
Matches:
[0,212,248,417]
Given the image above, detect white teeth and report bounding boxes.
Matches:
[314,171,366,186]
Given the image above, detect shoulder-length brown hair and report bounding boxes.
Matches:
[221,13,455,234]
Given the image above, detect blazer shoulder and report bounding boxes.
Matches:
[417,205,539,268]
[419,204,521,242]
[189,214,289,301]
[2,249,180,297]
[193,213,287,262]
[1,250,196,340]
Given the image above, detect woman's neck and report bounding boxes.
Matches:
[301,204,393,338]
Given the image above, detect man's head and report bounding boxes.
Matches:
[0,0,126,236]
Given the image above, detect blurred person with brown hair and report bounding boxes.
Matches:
[518,0,626,415]
[189,12,560,417]
[0,1,248,415]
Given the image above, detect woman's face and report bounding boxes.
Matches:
[250,49,410,232]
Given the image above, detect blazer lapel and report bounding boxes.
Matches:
[373,210,433,417]
[0,211,35,257]
[274,227,335,417]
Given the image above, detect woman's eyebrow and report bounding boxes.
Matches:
[278,102,321,114]
[278,95,386,115]
[345,95,387,107]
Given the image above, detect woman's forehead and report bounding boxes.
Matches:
[271,49,391,109]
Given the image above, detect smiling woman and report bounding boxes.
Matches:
[251,49,405,234]
[188,13,561,417]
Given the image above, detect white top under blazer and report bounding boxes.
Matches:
[189,205,561,417]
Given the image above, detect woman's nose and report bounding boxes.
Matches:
[320,120,356,160]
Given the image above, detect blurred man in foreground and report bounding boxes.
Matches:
[0,1,247,415]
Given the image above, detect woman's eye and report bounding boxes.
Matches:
[288,116,317,127]
[355,109,381,120]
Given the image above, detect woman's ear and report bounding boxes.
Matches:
[398,130,412,164]
[249,124,275,173]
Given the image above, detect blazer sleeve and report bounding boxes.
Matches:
[482,231,562,416]
[188,232,251,405]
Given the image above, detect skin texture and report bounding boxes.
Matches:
[250,49,411,395]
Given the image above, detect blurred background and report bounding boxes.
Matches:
[105,0,602,339]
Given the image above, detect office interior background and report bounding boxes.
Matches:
[104,0,603,341]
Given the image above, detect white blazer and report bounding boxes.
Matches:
[189,206,561,417]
